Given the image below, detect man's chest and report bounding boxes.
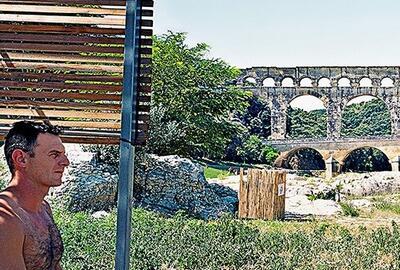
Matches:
[21,210,64,270]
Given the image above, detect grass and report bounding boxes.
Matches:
[203,166,232,180]
[340,202,360,217]
[54,206,400,270]
[375,202,400,215]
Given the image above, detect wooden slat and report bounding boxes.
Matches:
[0,4,126,16]
[0,14,125,26]
[142,0,154,7]
[0,42,124,54]
[0,99,121,110]
[0,24,126,35]
[0,108,121,120]
[0,33,125,44]
[60,136,119,144]
[1,53,123,64]
[0,90,121,101]
[0,61,123,73]
[0,71,123,83]
[0,80,123,92]
[0,24,153,37]
[0,98,149,111]
[0,118,120,129]
[0,0,127,7]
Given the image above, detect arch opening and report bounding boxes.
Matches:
[300,77,313,87]
[262,77,275,87]
[338,77,351,87]
[244,77,257,86]
[282,77,295,87]
[381,77,394,87]
[359,77,372,87]
[287,95,327,139]
[282,148,326,170]
[341,95,391,137]
[318,77,331,87]
[342,147,391,172]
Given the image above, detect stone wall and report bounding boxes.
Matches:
[238,66,400,140]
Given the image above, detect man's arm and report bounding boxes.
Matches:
[0,207,26,270]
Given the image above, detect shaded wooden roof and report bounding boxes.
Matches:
[0,0,153,144]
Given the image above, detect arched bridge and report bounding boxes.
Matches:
[238,66,400,177]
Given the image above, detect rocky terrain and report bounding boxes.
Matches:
[209,171,400,218]
[1,144,400,221]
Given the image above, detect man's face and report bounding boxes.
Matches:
[25,133,70,188]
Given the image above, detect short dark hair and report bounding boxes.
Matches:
[4,120,62,175]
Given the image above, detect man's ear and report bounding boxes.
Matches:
[11,149,28,169]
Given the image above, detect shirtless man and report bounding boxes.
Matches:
[0,121,70,270]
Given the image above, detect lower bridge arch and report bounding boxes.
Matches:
[275,147,326,170]
[339,146,392,172]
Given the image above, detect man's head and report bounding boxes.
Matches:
[4,121,62,176]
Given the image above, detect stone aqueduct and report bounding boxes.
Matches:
[237,66,400,177]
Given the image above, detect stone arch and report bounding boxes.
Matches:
[359,77,372,87]
[299,77,313,87]
[318,77,331,87]
[338,77,351,87]
[288,92,324,104]
[281,77,295,87]
[262,77,275,87]
[341,146,391,172]
[280,147,326,170]
[381,77,394,87]
[341,94,392,137]
[287,94,327,139]
[243,76,257,86]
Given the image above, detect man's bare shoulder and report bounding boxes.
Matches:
[0,193,26,270]
[0,192,23,232]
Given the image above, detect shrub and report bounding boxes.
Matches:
[340,202,360,217]
[235,135,278,164]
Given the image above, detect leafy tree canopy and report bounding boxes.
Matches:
[341,98,391,137]
[287,107,327,139]
[149,32,251,158]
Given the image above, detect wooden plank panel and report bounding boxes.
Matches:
[0,118,121,129]
[142,0,154,7]
[0,4,126,16]
[0,71,123,83]
[60,136,119,144]
[0,80,123,92]
[0,108,121,120]
[0,90,121,101]
[0,0,153,145]
[2,52,123,64]
[0,99,121,110]
[0,24,126,35]
[0,33,125,44]
[0,61,123,73]
[0,0,127,7]
[0,42,124,54]
[0,14,126,26]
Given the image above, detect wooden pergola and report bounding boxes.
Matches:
[0,0,153,269]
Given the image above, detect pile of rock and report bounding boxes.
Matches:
[55,145,238,220]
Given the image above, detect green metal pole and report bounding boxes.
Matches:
[115,0,141,269]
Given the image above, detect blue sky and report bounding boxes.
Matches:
[154,0,400,69]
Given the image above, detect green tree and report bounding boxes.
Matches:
[236,135,278,164]
[341,98,391,137]
[287,107,327,138]
[150,32,251,158]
